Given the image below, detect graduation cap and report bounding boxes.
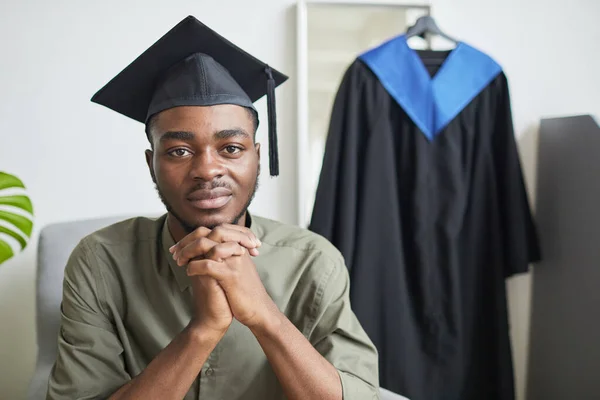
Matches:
[91,15,288,176]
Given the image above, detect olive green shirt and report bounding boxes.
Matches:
[46,213,379,399]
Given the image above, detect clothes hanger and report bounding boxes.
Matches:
[405,15,458,46]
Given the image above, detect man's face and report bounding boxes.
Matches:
[145,105,260,232]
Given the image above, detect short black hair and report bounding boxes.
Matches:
[145,107,259,146]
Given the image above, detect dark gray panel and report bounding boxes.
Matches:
[527,115,600,400]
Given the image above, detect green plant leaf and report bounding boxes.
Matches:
[0,241,14,264]
[0,225,27,249]
[0,195,34,214]
[0,210,33,236]
[0,171,34,265]
[0,172,25,190]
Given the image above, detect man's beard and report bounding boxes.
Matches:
[153,171,259,234]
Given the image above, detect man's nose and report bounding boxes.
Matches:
[189,150,226,181]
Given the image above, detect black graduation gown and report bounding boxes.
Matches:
[309,35,541,400]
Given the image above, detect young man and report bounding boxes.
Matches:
[46,15,379,400]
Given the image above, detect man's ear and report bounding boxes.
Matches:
[145,149,156,183]
[255,142,261,160]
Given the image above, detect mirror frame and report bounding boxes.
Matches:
[295,0,432,227]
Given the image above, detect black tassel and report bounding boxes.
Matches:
[265,66,279,177]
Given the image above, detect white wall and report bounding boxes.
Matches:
[0,0,598,399]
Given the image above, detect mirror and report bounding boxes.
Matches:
[296,1,431,227]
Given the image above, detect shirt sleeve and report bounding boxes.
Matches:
[46,238,130,400]
[307,252,380,400]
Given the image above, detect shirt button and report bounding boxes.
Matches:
[206,367,214,376]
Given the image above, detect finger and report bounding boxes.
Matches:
[208,225,261,249]
[169,226,211,255]
[225,224,262,247]
[248,248,260,257]
[175,237,218,266]
[205,242,246,262]
[186,259,228,281]
[170,226,211,255]
[209,225,260,248]
[217,224,261,246]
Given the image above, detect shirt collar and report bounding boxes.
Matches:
[161,211,255,292]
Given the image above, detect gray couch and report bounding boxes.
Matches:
[27,216,408,400]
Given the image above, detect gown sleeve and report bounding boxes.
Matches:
[492,72,542,277]
[309,60,383,271]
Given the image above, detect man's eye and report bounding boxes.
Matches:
[169,149,191,157]
[224,145,242,155]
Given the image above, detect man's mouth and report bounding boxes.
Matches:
[186,188,233,210]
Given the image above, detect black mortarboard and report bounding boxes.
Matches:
[91,15,288,176]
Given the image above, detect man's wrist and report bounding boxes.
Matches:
[249,307,286,339]
[185,321,227,347]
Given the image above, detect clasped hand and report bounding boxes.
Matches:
[169,224,279,335]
